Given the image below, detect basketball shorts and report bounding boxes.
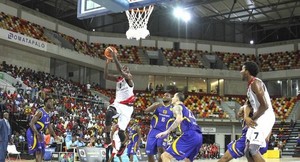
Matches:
[246,110,275,147]
[110,102,133,131]
[127,141,138,156]
[228,133,268,158]
[166,130,203,161]
[145,129,167,155]
[227,135,246,158]
[26,128,45,155]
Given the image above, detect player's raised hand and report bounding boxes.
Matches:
[244,117,257,128]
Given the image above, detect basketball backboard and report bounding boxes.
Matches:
[77,0,168,20]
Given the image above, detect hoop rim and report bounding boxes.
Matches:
[127,5,154,13]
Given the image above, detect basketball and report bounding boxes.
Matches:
[104,46,117,60]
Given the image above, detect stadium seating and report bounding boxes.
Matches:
[1,11,300,70]
[215,52,256,71]
[161,48,205,68]
[0,12,52,43]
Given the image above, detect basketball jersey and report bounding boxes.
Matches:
[241,120,248,136]
[34,107,50,132]
[247,78,273,115]
[128,125,139,143]
[178,104,201,133]
[150,105,174,132]
[115,77,135,104]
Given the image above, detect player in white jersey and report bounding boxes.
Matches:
[240,61,275,162]
[104,48,135,157]
[107,121,124,162]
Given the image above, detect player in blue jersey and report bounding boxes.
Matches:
[156,92,203,162]
[145,93,174,162]
[127,119,141,162]
[26,97,59,162]
[218,104,269,162]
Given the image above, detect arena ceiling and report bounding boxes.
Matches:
[11,0,300,44]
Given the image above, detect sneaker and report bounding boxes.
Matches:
[116,145,126,157]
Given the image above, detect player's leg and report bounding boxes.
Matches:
[157,146,165,162]
[106,145,113,162]
[157,133,168,162]
[245,135,265,162]
[127,142,134,162]
[146,134,157,162]
[35,150,43,162]
[219,136,246,162]
[183,158,191,162]
[161,152,173,162]
[104,105,117,144]
[146,129,162,162]
[118,156,123,162]
[218,150,233,162]
[116,104,133,156]
[129,154,134,162]
[248,144,265,162]
[148,154,155,162]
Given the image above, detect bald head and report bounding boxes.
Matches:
[3,112,9,120]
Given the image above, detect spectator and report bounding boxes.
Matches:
[146,83,153,92]
[297,134,300,147]
[290,119,295,128]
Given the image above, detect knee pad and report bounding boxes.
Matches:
[249,144,260,156]
[105,106,116,126]
[118,130,126,143]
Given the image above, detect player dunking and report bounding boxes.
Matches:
[104,48,135,157]
[145,93,174,162]
[156,92,203,162]
[240,61,275,162]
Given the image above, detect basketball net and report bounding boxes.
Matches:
[125,5,154,40]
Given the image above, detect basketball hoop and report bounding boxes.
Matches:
[125,5,154,40]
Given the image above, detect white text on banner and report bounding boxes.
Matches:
[0,28,47,51]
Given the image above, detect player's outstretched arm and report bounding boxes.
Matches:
[104,59,118,81]
[144,102,162,112]
[110,49,133,81]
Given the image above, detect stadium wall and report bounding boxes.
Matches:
[90,35,140,46]
[257,44,294,54]
[0,2,17,17]
[0,42,50,72]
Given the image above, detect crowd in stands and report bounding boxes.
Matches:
[0,12,51,43]
[259,51,300,71]
[215,52,256,71]
[197,143,220,159]
[1,11,300,71]
[161,48,205,68]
